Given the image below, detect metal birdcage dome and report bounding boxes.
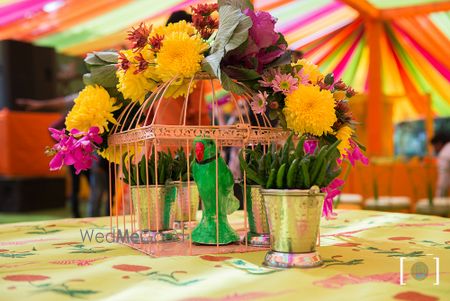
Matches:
[107,72,288,257]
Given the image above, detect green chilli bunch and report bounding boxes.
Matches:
[171,147,195,182]
[122,149,174,186]
[239,133,342,189]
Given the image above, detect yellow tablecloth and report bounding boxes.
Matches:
[0,210,449,301]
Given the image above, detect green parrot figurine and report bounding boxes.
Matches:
[191,137,240,244]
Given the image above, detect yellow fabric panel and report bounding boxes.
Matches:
[380,31,405,96]
[0,210,448,300]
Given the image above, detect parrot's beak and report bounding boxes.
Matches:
[195,142,204,161]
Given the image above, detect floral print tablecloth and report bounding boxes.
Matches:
[0,210,449,301]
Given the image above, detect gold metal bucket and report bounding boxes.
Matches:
[130,185,178,241]
[244,185,270,246]
[173,182,200,224]
[261,187,324,268]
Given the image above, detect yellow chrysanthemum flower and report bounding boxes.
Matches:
[98,144,141,164]
[119,49,137,64]
[335,125,354,155]
[117,69,157,104]
[283,85,337,136]
[65,85,120,134]
[164,79,198,99]
[156,32,208,83]
[292,59,324,84]
[116,47,159,104]
[98,146,121,164]
[152,20,196,37]
[140,46,159,79]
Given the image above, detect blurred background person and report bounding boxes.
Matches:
[16,70,109,217]
[431,131,450,197]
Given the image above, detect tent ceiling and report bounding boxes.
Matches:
[0,0,448,119]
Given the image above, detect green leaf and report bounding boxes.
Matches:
[84,53,106,66]
[218,0,253,10]
[90,64,118,88]
[324,73,334,85]
[268,110,278,120]
[265,50,292,69]
[223,66,260,81]
[225,14,252,53]
[203,5,252,81]
[221,71,246,95]
[94,51,118,64]
[82,73,94,86]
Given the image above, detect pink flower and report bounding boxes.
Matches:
[321,178,345,219]
[296,69,310,85]
[250,91,268,114]
[272,73,298,95]
[258,68,278,87]
[343,139,368,166]
[303,139,318,154]
[48,127,103,174]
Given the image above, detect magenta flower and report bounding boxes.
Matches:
[48,127,103,174]
[49,127,67,142]
[343,139,369,166]
[250,91,268,114]
[321,178,345,219]
[224,9,286,73]
[272,73,298,95]
[303,139,318,155]
[244,9,279,51]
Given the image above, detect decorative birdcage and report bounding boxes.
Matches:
[46,1,364,268]
[107,73,289,257]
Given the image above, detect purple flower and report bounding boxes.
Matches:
[303,139,318,154]
[321,178,345,219]
[244,9,279,50]
[250,91,268,114]
[48,127,103,174]
[225,9,287,73]
[256,43,286,67]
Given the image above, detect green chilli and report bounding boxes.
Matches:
[295,135,306,158]
[301,159,311,188]
[267,168,277,189]
[287,158,300,188]
[310,146,328,183]
[276,163,287,189]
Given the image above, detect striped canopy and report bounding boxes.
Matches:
[0,0,449,122]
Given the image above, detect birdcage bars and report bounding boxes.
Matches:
[107,73,289,257]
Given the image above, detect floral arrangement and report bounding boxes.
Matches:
[47,0,367,218]
[47,3,219,173]
[236,57,368,218]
